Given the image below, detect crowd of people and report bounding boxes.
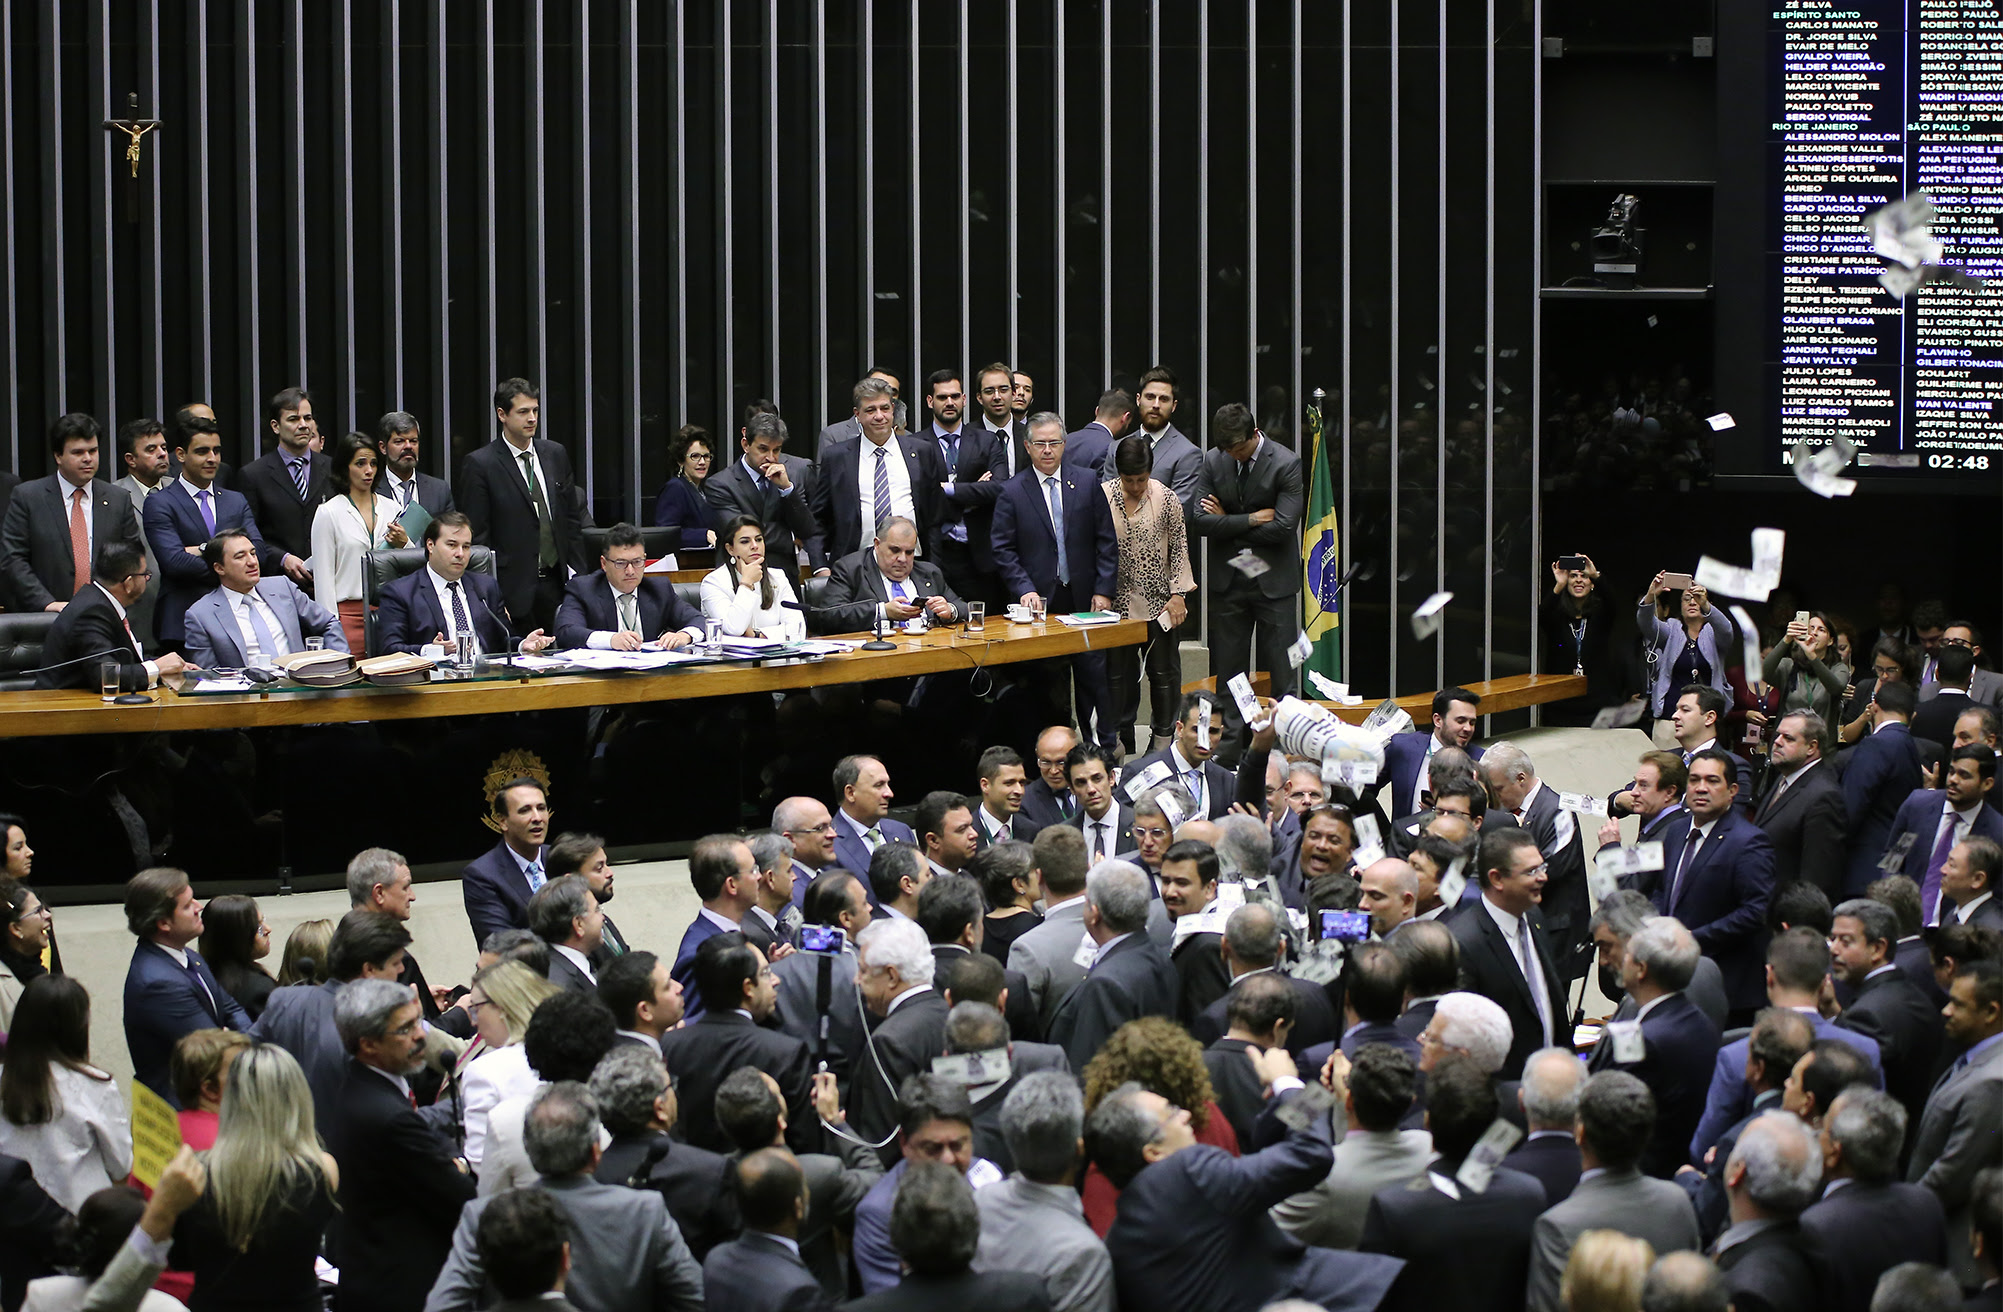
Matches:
[0,659,1996,1312]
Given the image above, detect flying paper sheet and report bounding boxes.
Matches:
[1228,548,1270,579]
[1411,591,1453,639]
[1590,700,1649,731]
[1286,632,1314,669]
[1705,413,1736,431]
[1729,606,1763,687]
[1695,528,1785,602]
[1557,791,1609,818]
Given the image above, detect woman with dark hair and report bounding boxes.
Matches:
[0,977,131,1212]
[1637,572,1737,747]
[0,877,55,1029]
[0,812,63,980]
[1761,609,1849,721]
[310,430,407,652]
[701,515,804,641]
[1541,553,1633,725]
[1839,635,1920,745]
[651,425,719,554]
[197,896,277,1021]
[1104,435,1195,754]
[22,1184,187,1311]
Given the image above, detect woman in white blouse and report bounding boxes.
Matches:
[456,961,559,1169]
[701,515,806,642]
[310,432,407,653]
[0,976,132,1213]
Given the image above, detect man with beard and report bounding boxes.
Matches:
[546,831,630,963]
[374,410,456,516]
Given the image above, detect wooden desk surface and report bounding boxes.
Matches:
[0,618,1147,737]
[1314,672,1589,724]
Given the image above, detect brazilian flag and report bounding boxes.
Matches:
[1301,397,1342,681]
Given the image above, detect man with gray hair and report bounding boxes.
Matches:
[1419,991,1515,1075]
[423,1082,705,1312]
[1588,915,1722,1178]
[328,977,476,1312]
[1046,860,1179,1071]
[1479,740,1591,982]
[1868,1262,1964,1312]
[1677,1007,1815,1242]
[1640,1252,1730,1312]
[1800,1087,1950,1312]
[587,1045,737,1261]
[744,829,804,949]
[851,917,949,1165]
[1591,888,1729,1031]
[1189,900,1339,1058]
[529,874,606,994]
[345,846,459,1032]
[1710,1111,1824,1312]
[973,1071,1114,1312]
[1501,1047,1588,1204]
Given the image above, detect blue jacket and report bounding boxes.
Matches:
[831,814,916,903]
[374,566,513,657]
[1841,723,1924,894]
[141,480,274,643]
[1689,1011,1880,1164]
[1665,809,1777,1013]
[1372,731,1486,816]
[670,914,731,1023]
[461,839,541,949]
[1879,788,2003,895]
[182,577,348,668]
[989,465,1119,604]
[1586,991,1721,1177]
[123,940,251,1103]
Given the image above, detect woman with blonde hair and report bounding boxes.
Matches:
[1077,1015,1239,1234]
[274,919,333,987]
[457,959,561,1167]
[1561,1230,1655,1312]
[169,1044,336,1311]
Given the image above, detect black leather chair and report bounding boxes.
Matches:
[362,547,496,656]
[0,611,57,690]
[673,581,703,615]
[801,574,831,613]
[581,526,677,562]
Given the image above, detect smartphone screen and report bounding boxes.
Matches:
[1318,909,1372,943]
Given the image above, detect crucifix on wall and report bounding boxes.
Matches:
[102,92,161,223]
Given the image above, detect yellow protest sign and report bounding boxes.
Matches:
[129,1079,183,1188]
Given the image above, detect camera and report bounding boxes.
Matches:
[1317,910,1372,944]
[798,925,846,953]
[1590,193,1645,287]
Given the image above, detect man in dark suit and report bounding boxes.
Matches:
[1843,680,1926,894]
[233,386,326,577]
[1588,916,1723,1177]
[1480,742,1593,983]
[701,1148,831,1312]
[1160,841,1234,1024]
[530,874,606,994]
[462,776,554,947]
[376,410,457,518]
[324,977,477,1312]
[120,866,251,1102]
[0,1149,68,1312]
[1190,901,1340,1060]
[812,366,902,461]
[1914,643,1982,749]
[1372,688,1487,819]
[1942,832,2003,931]
[1881,745,2003,927]
[1449,828,1571,1081]
[1046,861,1179,1072]
[830,755,918,895]
[1754,711,1850,897]
[810,515,965,636]
[1093,1051,1404,1312]
[551,520,706,651]
[809,378,947,562]
[1501,1047,1588,1205]
[920,875,1040,1044]
[972,746,1039,848]
[913,370,1005,606]
[34,542,187,690]
[991,412,1120,747]
[659,931,817,1156]
[1105,367,1203,507]
[703,411,825,589]
[851,917,952,1165]
[1830,897,1946,1134]
[849,1161,1050,1312]
[1358,1054,1549,1312]
[1018,725,1082,832]
[670,834,762,1020]
[1799,1086,1951,1312]
[457,378,588,636]
[1064,743,1135,866]
[1060,388,1134,475]
[1124,692,1237,821]
[1677,1008,1812,1243]
[1709,1111,1827,1312]
[971,361,1031,484]
[141,417,278,647]
[252,909,414,1129]
[1190,402,1306,763]
[375,511,548,657]
[1202,971,1296,1149]
[0,412,147,614]
[1665,750,1778,1021]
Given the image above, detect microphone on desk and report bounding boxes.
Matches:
[780,598,926,649]
[21,647,134,677]
[469,592,526,660]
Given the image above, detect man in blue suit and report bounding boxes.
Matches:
[121,866,250,1103]
[1689,926,1882,1164]
[1374,687,1486,818]
[551,520,705,651]
[374,510,551,657]
[461,776,553,947]
[1878,743,2002,925]
[830,753,917,888]
[1841,680,1926,894]
[1666,750,1778,1023]
[142,417,278,647]
[1588,916,1722,1177]
[671,834,761,1021]
[990,412,1120,749]
[1060,388,1133,474]
[181,528,347,668]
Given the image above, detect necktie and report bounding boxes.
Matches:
[288,456,309,498]
[182,956,220,1022]
[866,826,885,851]
[1921,808,1959,926]
[871,446,892,542]
[519,451,558,568]
[120,613,139,656]
[941,433,958,470]
[398,478,413,508]
[242,595,282,663]
[197,488,217,535]
[525,860,547,894]
[1670,830,1704,909]
[68,488,90,594]
[1061,793,1076,819]
[447,580,474,646]
[1187,769,1204,812]
[1237,459,1252,482]
[1044,477,1069,586]
[617,590,640,635]
[1518,917,1553,1046]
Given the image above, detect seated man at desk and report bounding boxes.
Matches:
[375,510,552,657]
[36,540,188,690]
[552,520,705,651]
[812,514,964,636]
[183,528,347,669]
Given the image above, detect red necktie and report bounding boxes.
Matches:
[68,488,90,595]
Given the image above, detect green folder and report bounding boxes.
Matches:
[397,500,433,543]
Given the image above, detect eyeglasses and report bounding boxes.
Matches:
[1872,664,1902,677]
[388,1019,422,1038]
[465,996,488,1016]
[1132,826,1170,842]
[1515,860,1551,879]
[604,556,648,571]
[785,822,836,836]
[1027,439,1064,450]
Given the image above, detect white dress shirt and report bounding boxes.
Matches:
[92,583,158,686]
[310,493,401,608]
[1481,895,1554,1047]
[586,582,704,649]
[1081,810,1120,863]
[700,564,806,641]
[552,943,597,985]
[1169,745,1207,815]
[224,585,292,663]
[427,566,484,655]
[855,436,915,551]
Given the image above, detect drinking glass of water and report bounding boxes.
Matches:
[100,660,121,702]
